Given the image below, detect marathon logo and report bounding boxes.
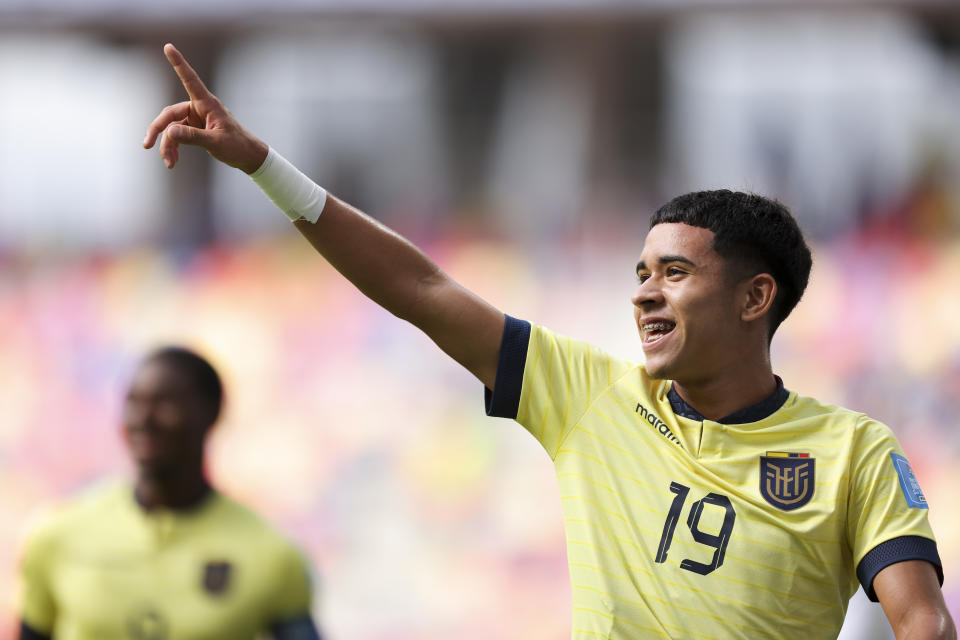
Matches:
[635,402,681,446]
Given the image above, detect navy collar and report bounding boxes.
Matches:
[667,377,789,424]
[133,482,214,514]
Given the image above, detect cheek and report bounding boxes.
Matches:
[674,291,728,335]
[689,296,738,337]
[153,402,188,429]
[123,401,146,426]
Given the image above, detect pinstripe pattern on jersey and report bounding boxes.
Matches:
[513,324,938,640]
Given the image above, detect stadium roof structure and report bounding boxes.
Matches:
[1,0,958,26]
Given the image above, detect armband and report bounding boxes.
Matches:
[249,147,327,223]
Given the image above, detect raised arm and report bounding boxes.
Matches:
[143,44,504,388]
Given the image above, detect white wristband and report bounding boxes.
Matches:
[249,147,327,224]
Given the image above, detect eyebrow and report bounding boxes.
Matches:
[636,255,697,273]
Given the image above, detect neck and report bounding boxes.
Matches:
[135,465,211,511]
[673,352,777,422]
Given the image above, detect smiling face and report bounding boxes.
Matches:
[632,222,749,384]
[123,358,213,480]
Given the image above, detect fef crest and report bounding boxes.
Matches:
[202,560,232,595]
[760,452,815,511]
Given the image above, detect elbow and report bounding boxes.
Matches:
[931,610,957,640]
[939,615,958,640]
[898,611,957,640]
[395,266,448,324]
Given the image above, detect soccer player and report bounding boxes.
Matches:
[17,347,321,640]
[142,44,956,639]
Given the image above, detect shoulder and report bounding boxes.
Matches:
[780,393,877,430]
[530,323,636,359]
[783,393,904,456]
[20,481,129,562]
[208,495,314,601]
[207,493,308,564]
[198,494,315,616]
[527,323,641,380]
[206,493,281,534]
[27,481,128,536]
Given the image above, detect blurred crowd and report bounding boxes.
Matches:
[1,208,958,637]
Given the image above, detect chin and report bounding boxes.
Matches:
[137,460,176,480]
[643,357,673,380]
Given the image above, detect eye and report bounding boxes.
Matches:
[636,273,650,284]
[666,267,686,277]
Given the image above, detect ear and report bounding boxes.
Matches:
[195,400,219,438]
[740,273,777,324]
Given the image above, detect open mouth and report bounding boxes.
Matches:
[641,321,676,346]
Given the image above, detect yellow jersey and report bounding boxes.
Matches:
[485,318,942,640]
[19,483,316,640]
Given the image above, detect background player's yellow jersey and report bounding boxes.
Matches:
[486,318,942,640]
[18,483,316,640]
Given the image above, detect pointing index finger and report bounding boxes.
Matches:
[163,43,211,103]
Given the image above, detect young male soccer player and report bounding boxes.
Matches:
[18,347,321,640]
[143,44,956,639]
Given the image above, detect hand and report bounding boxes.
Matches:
[142,43,268,174]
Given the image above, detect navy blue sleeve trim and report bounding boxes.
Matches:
[19,622,51,640]
[857,535,943,602]
[270,615,322,640]
[484,315,531,419]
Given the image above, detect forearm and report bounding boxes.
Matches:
[290,195,503,385]
[294,195,449,325]
[288,195,499,389]
[246,146,474,327]
[243,146,502,383]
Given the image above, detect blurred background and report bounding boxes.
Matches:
[1,1,959,638]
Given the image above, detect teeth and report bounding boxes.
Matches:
[643,322,675,334]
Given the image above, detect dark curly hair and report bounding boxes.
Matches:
[651,190,812,338]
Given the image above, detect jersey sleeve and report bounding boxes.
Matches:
[847,416,943,601]
[17,523,57,635]
[486,316,634,458]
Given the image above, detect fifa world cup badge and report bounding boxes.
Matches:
[759,452,815,510]
[891,453,928,508]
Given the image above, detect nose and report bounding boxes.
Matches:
[631,276,663,307]
[124,398,161,432]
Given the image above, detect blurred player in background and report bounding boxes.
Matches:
[17,346,321,640]
[143,44,956,639]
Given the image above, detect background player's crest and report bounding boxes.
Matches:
[202,560,233,595]
[760,452,815,510]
